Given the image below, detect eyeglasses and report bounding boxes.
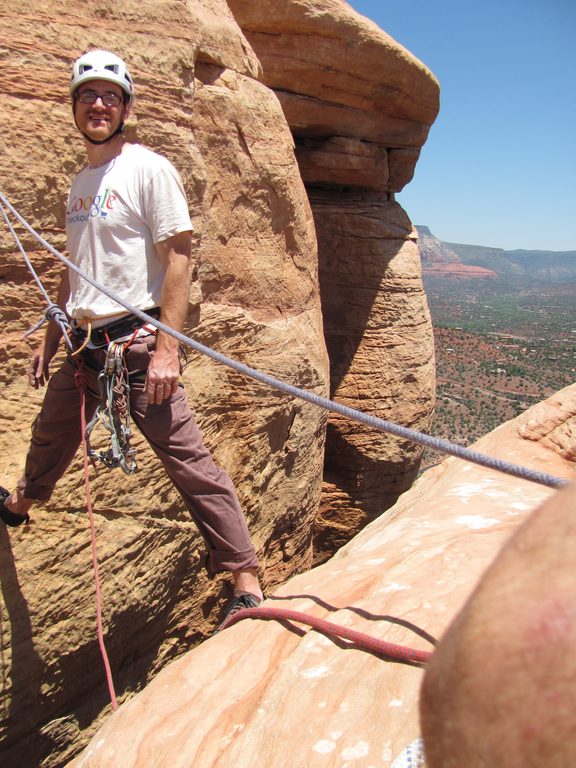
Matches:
[76,90,123,107]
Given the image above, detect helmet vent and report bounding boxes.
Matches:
[71,50,134,102]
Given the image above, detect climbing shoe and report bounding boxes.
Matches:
[216,592,261,633]
[0,486,30,528]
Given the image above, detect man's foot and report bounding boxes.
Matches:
[232,567,263,602]
[0,487,30,528]
[216,592,262,633]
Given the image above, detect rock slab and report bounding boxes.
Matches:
[68,386,575,767]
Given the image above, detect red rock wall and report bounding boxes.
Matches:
[228,0,439,549]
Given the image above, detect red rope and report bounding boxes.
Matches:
[219,606,433,665]
[75,364,119,711]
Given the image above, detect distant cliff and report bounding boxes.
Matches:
[417,225,497,280]
[418,225,576,283]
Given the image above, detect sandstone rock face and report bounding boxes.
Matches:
[311,192,435,559]
[0,1,327,765]
[68,386,576,768]
[228,0,440,191]
[228,0,440,544]
[0,1,438,765]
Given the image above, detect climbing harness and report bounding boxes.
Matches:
[84,340,138,475]
[73,310,160,473]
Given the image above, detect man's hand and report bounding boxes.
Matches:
[28,336,61,389]
[145,346,180,404]
[29,267,69,388]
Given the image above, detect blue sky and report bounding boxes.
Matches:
[346,0,576,251]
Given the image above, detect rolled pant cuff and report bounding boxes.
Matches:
[17,479,54,502]
[207,548,260,577]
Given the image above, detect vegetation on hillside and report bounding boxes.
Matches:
[422,279,576,468]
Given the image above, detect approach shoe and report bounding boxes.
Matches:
[216,592,261,633]
[0,486,30,528]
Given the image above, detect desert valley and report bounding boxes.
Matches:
[419,226,576,466]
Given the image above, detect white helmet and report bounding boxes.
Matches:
[70,50,134,104]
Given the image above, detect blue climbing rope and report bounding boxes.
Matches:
[0,189,569,491]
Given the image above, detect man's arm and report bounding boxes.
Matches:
[146,230,193,404]
[29,268,70,388]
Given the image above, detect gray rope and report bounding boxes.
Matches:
[0,198,73,350]
[0,188,569,491]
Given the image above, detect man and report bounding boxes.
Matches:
[0,50,263,623]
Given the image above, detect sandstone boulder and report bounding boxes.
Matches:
[67,386,576,767]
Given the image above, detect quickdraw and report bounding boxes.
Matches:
[84,341,138,475]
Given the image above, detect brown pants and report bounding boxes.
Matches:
[18,336,259,575]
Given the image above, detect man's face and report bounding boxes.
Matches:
[74,79,128,142]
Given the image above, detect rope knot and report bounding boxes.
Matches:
[45,303,68,325]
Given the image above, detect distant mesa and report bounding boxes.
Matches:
[423,263,498,279]
[417,225,576,283]
[417,225,497,280]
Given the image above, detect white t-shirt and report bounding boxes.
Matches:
[65,143,193,320]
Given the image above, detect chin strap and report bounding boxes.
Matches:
[80,122,125,145]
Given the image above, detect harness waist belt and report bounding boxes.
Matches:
[78,307,161,347]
